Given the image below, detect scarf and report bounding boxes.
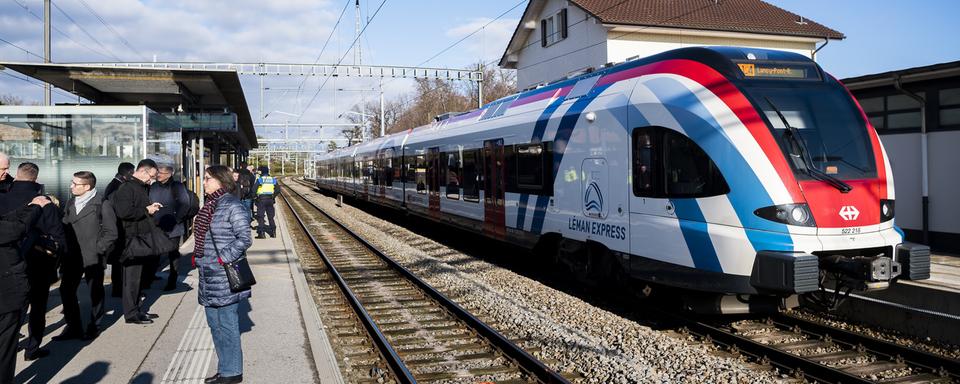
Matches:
[192,188,228,267]
[74,189,97,214]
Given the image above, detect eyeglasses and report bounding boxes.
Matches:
[70,182,89,187]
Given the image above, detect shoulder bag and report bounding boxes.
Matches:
[210,230,256,293]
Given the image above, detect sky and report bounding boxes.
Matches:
[1,0,959,139]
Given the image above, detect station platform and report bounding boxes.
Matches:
[13,208,343,384]
[831,253,960,345]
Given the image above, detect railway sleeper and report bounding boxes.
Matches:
[842,361,909,377]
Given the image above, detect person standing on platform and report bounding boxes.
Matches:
[237,163,256,219]
[56,171,117,341]
[194,165,252,384]
[112,159,162,325]
[0,163,65,361]
[148,164,191,291]
[0,198,48,384]
[253,166,279,239]
[0,153,12,193]
[105,162,135,298]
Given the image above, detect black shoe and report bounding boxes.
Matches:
[24,348,49,361]
[204,374,220,383]
[125,317,154,325]
[210,374,242,384]
[51,329,84,341]
[255,234,266,239]
[141,312,159,319]
[83,327,100,341]
[268,232,276,238]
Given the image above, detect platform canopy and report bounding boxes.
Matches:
[0,61,257,150]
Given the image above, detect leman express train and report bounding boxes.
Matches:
[313,47,930,313]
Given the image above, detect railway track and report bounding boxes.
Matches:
[280,179,571,383]
[664,305,959,384]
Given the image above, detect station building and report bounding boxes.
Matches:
[0,62,257,202]
[500,0,844,90]
[843,61,960,253]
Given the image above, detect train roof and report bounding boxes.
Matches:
[322,46,819,158]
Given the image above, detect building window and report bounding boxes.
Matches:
[940,88,960,127]
[540,8,568,47]
[860,92,924,131]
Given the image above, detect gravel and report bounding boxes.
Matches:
[288,183,784,383]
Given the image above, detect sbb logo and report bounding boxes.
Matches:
[839,205,860,221]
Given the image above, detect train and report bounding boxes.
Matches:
[313,46,930,313]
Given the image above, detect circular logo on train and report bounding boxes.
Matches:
[584,180,604,218]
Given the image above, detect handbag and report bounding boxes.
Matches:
[31,234,62,259]
[211,234,256,292]
[122,225,177,263]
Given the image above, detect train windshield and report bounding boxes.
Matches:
[743,83,877,181]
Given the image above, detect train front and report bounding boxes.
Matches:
[728,50,930,304]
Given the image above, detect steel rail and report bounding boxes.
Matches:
[281,180,570,383]
[773,313,959,380]
[281,192,417,384]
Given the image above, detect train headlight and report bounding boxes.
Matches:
[754,203,816,227]
[880,199,895,222]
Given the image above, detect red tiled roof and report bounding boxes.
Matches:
[571,0,844,39]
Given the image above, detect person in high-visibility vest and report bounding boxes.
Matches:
[254,166,280,239]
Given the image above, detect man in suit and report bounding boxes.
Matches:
[0,152,12,193]
[0,199,48,384]
[55,171,118,341]
[112,159,162,325]
[0,162,65,361]
[105,162,134,298]
[147,164,190,291]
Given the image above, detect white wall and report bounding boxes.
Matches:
[880,133,922,231]
[927,130,960,234]
[514,0,609,90]
[606,31,815,64]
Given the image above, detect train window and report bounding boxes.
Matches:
[404,153,416,183]
[516,144,544,189]
[504,145,517,191]
[416,154,427,194]
[632,128,728,198]
[632,130,656,196]
[446,151,460,199]
[663,130,728,197]
[392,155,402,184]
[462,149,480,202]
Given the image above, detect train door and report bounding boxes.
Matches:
[482,138,506,238]
[427,147,441,216]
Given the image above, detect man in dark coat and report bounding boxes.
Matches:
[56,171,118,341]
[237,162,256,219]
[0,162,65,361]
[112,159,162,325]
[0,199,47,384]
[147,164,190,291]
[0,152,12,193]
[105,162,134,298]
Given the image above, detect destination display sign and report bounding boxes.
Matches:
[735,61,821,81]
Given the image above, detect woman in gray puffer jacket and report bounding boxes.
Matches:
[193,165,252,384]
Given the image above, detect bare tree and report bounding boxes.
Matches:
[0,94,25,105]
[327,140,339,152]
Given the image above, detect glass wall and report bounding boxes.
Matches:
[0,105,181,202]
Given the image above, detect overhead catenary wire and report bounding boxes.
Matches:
[8,0,119,61]
[292,0,354,100]
[50,0,124,61]
[2,70,86,101]
[0,35,45,60]
[75,0,147,61]
[298,0,388,121]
